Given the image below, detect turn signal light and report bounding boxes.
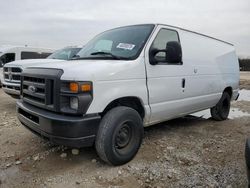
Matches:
[69,82,92,93]
[69,82,79,93]
[81,84,91,92]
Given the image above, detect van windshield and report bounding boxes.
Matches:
[75,24,155,60]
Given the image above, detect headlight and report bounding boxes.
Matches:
[60,81,93,114]
[70,97,78,110]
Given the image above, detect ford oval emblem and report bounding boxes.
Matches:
[28,85,36,93]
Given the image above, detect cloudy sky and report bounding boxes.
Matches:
[0,0,249,57]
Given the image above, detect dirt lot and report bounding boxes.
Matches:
[0,73,250,188]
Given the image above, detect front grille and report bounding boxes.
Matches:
[12,67,22,73]
[4,67,22,83]
[21,68,63,112]
[22,76,54,108]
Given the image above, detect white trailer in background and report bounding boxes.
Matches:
[2,46,81,97]
[0,46,53,87]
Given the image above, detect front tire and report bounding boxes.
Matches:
[95,106,143,166]
[210,92,231,121]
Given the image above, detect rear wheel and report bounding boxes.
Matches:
[210,92,231,121]
[95,106,143,166]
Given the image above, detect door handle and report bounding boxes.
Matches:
[182,78,186,88]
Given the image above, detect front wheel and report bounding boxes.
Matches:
[210,92,231,121]
[95,106,144,166]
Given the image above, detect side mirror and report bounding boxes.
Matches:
[166,41,182,63]
[149,41,182,65]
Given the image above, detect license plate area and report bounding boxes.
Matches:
[18,108,39,124]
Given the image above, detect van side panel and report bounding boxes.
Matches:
[216,50,240,100]
[179,29,239,112]
[144,25,239,125]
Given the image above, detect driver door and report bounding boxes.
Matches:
[145,26,190,124]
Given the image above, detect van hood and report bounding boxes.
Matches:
[28,59,144,81]
[4,59,63,69]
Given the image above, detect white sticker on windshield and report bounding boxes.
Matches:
[117,43,135,50]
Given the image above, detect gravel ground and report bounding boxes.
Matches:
[0,73,250,188]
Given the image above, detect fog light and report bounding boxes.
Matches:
[70,97,78,110]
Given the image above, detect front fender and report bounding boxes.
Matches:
[86,79,150,123]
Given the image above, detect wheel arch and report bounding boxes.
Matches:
[101,96,145,119]
[223,86,233,99]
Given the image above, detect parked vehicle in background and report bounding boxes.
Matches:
[0,68,3,88]
[0,45,53,65]
[0,70,3,88]
[0,45,53,87]
[2,46,81,98]
[16,24,239,165]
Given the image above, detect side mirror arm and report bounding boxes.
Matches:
[149,48,168,65]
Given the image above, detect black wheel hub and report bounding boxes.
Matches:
[115,124,131,149]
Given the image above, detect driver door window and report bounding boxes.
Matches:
[151,29,179,62]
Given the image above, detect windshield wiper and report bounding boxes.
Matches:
[70,54,80,60]
[70,52,130,60]
[90,51,127,60]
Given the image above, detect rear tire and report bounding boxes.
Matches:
[210,92,231,121]
[95,106,143,166]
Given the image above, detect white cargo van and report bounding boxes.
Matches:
[16,24,239,165]
[0,46,53,87]
[2,47,81,97]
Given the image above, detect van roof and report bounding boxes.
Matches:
[155,23,233,46]
[114,24,233,46]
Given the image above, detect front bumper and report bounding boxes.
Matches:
[2,81,20,97]
[245,138,250,187]
[17,100,101,148]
